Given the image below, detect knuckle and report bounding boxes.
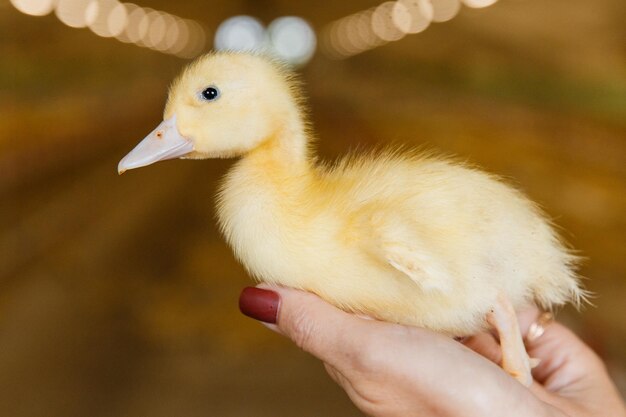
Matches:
[288,305,318,352]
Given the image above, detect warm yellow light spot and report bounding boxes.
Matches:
[372,2,405,42]
[114,2,136,43]
[120,4,146,44]
[392,0,433,34]
[55,0,96,28]
[338,19,362,57]
[168,17,189,55]
[336,18,358,55]
[147,11,167,49]
[88,0,121,38]
[323,8,387,58]
[462,0,498,8]
[356,10,382,49]
[10,0,55,16]
[344,11,378,53]
[136,7,154,46]
[106,2,127,37]
[431,0,461,22]
[189,21,207,56]
[325,21,349,58]
[155,13,177,51]
[176,20,206,58]
[85,0,98,25]
[342,14,366,52]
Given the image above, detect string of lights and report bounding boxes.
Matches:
[8,0,316,66]
[322,0,498,58]
[9,0,206,58]
[9,0,500,64]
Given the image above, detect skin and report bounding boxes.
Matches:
[258,284,626,417]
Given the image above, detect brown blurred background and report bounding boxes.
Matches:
[1,0,625,416]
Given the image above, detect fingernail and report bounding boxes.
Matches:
[239,287,280,324]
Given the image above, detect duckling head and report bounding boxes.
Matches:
[118,52,302,174]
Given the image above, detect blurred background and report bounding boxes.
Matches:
[2,0,625,415]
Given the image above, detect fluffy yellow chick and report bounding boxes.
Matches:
[118,52,588,386]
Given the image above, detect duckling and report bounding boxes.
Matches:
[118,52,587,386]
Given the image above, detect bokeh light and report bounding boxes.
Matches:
[106,2,128,37]
[355,10,382,49]
[155,13,177,51]
[322,7,387,58]
[323,0,500,57]
[431,0,462,22]
[55,0,97,28]
[135,6,154,46]
[88,0,121,37]
[462,0,498,8]
[322,21,347,58]
[177,20,206,58]
[214,15,265,52]
[372,1,405,42]
[10,0,206,59]
[167,18,190,55]
[9,0,55,16]
[267,17,316,66]
[339,15,363,54]
[146,10,167,48]
[392,0,433,34]
[119,4,146,44]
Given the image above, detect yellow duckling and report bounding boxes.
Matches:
[118,52,587,386]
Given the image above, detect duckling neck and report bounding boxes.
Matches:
[249,116,311,168]
[216,122,318,281]
[236,113,314,180]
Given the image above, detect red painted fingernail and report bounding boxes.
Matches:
[239,287,280,324]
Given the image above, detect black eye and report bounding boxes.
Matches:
[201,86,220,101]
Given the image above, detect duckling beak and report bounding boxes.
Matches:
[118,115,194,174]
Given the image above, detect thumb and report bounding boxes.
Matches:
[239,285,364,368]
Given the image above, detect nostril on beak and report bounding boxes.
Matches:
[156,131,164,139]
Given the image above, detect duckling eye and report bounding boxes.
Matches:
[200,86,220,101]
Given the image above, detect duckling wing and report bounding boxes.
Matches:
[380,241,452,293]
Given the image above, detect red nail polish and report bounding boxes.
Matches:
[239,287,280,324]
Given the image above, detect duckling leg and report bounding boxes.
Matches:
[487,295,533,386]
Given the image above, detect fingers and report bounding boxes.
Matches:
[529,322,626,417]
[462,306,606,391]
[517,307,544,336]
[239,285,368,369]
[462,307,541,365]
[462,332,502,364]
[239,286,552,416]
[525,320,602,388]
[517,309,603,389]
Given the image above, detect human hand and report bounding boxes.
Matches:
[239,286,626,417]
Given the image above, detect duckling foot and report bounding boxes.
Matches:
[487,295,533,387]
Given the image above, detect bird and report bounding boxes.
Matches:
[118,52,588,386]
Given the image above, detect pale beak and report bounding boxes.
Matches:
[118,115,194,174]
